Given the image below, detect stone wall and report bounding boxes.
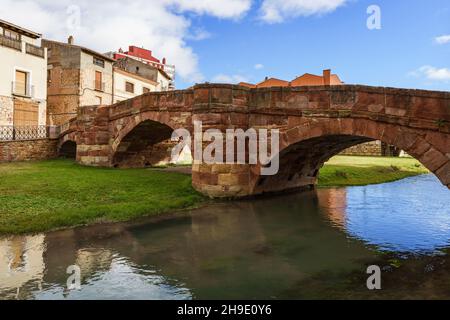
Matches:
[0,95,13,126]
[340,141,383,156]
[0,139,58,162]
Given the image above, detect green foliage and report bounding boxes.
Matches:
[435,118,448,129]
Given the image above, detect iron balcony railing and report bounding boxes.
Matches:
[25,43,45,58]
[0,34,22,51]
[11,81,35,98]
[0,126,48,141]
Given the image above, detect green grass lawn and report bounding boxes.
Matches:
[0,156,428,235]
[0,160,204,235]
[318,156,429,187]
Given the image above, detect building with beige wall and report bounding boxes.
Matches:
[113,67,159,103]
[0,19,47,131]
[44,38,174,125]
[43,38,114,126]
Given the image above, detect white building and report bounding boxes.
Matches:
[0,19,47,129]
[113,67,159,103]
[105,46,175,90]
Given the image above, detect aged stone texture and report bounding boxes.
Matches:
[0,139,58,162]
[59,84,450,198]
[0,96,13,126]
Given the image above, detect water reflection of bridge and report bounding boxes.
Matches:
[0,188,362,299]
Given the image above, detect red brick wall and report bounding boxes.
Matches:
[0,139,58,162]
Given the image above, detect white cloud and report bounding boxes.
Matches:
[187,28,212,41]
[254,63,264,70]
[435,35,450,45]
[412,66,450,82]
[0,0,252,84]
[259,0,348,23]
[169,0,252,19]
[212,74,249,83]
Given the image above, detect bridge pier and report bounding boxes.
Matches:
[192,164,254,198]
[76,105,113,167]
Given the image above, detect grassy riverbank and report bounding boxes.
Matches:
[0,156,428,235]
[319,156,429,187]
[0,160,204,234]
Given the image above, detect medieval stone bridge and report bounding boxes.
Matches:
[59,84,450,198]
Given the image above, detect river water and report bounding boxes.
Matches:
[1,174,450,300]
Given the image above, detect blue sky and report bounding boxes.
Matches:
[1,0,449,91]
[181,0,450,90]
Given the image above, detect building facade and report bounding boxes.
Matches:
[238,69,344,88]
[106,46,174,90]
[0,19,47,132]
[113,57,162,103]
[43,38,115,126]
[43,39,175,125]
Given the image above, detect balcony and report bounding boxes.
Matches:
[0,34,22,51]
[11,81,34,98]
[0,34,45,59]
[26,43,45,58]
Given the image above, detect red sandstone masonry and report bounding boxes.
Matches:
[0,139,58,162]
[59,84,450,198]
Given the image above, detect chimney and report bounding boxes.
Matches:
[68,36,74,45]
[265,76,269,81]
[323,69,331,86]
[162,58,166,65]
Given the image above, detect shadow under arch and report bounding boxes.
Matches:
[58,140,77,159]
[112,119,175,168]
[251,118,450,195]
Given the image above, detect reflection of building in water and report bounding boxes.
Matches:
[317,188,348,230]
[43,228,119,285]
[0,235,46,293]
[75,248,115,277]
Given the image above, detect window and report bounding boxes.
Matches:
[143,87,151,94]
[4,28,21,41]
[93,57,105,68]
[14,101,39,127]
[15,70,28,96]
[95,96,102,105]
[125,82,135,93]
[95,71,103,91]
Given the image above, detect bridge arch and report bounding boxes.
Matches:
[59,140,77,159]
[111,111,188,168]
[250,118,450,195]
[58,130,79,160]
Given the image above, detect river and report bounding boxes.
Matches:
[1,174,450,300]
